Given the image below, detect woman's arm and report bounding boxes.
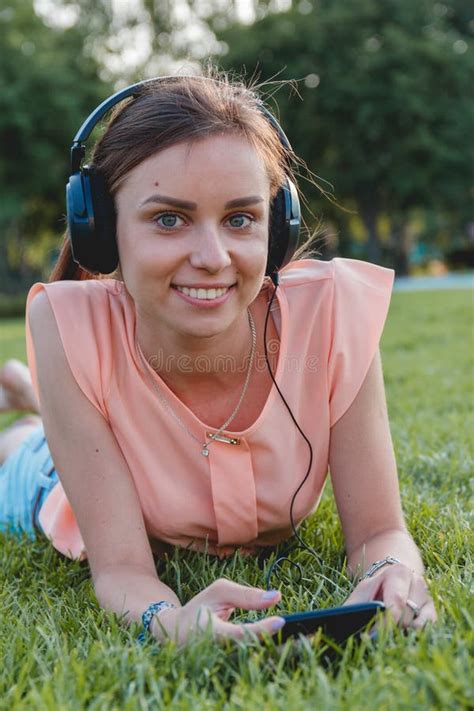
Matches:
[329,348,436,627]
[28,292,284,644]
[29,291,180,618]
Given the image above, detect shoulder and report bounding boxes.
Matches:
[28,277,120,304]
[26,278,124,359]
[279,257,394,291]
[278,258,333,289]
[26,279,120,417]
[275,259,394,321]
[27,278,123,330]
[27,289,56,364]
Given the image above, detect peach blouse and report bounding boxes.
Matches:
[26,258,394,560]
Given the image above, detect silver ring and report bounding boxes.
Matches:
[406,598,421,618]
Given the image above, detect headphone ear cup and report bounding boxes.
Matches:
[67,168,118,274]
[267,178,301,276]
[86,169,118,274]
[267,187,287,276]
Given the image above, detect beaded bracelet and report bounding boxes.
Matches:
[137,601,177,644]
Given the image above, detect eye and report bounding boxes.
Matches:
[226,213,255,229]
[153,212,186,230]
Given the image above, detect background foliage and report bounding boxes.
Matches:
[0,0,110,292]
[0,0,473,295]
[216,0,474,272]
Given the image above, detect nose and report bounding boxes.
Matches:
[189,225,232,273]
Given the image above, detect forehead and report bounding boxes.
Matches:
[117,133,270,201]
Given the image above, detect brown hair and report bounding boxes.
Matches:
[49,68,297,282]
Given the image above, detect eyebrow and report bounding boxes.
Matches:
[139,194,265,210]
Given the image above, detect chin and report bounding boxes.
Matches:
[184,323,230,340]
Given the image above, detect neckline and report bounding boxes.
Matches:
[133,282,289,439]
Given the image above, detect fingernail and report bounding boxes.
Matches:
[262,590,280,601]
[272,618,286,631]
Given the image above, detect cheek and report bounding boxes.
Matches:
[237,242,268,289]
[246,231,269,270]
[232,231,268,282]
[116,220,170,281]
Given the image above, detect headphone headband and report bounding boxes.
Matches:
[71,76,294,172]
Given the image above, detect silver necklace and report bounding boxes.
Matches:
[136,309,257,457]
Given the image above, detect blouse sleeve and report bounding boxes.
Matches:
[25,280,111,420]
[327,258,394,428]
[25,279,114,560]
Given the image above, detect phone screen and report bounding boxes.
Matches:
[277,602,385,644]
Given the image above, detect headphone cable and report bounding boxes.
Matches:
[263,273,348,595]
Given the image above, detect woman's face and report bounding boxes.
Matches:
[115,133,271,343]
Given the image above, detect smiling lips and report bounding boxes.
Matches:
[174,285,233,301]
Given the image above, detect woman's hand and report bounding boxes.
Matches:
[344,562,437,629]
[150,578,285,646]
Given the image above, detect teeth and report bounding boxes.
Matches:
[176,286,229,300]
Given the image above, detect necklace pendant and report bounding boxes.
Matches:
[205,432,240,446]
[201,447,210,457]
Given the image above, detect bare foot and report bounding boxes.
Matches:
[0,359,40,413]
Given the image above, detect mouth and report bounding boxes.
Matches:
[172,284,235,301]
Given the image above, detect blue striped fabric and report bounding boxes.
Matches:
[0,425,58,538]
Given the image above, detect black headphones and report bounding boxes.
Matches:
[66,76,301,278]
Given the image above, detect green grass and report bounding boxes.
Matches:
[0,290,473,710]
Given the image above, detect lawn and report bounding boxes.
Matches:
[0,289,473,710]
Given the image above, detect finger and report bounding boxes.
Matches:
[401,575,432,629]
[197,578,282,611]
[404,576,436,629]
[410,575,431,608]
[191,605,281,641]
[343,576,383,605]
[377,568,413,625]
[215,606,236,622]
[412,599,437,630]
[211,615,286,642]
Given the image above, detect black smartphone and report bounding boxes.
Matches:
[277,601,385,644]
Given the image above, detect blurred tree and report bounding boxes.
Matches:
[2,0,472,285]
[0,0,111,291]
[211,0,474,272]
[444,0,474,37]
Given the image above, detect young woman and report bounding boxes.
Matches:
[0,71,436,646]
